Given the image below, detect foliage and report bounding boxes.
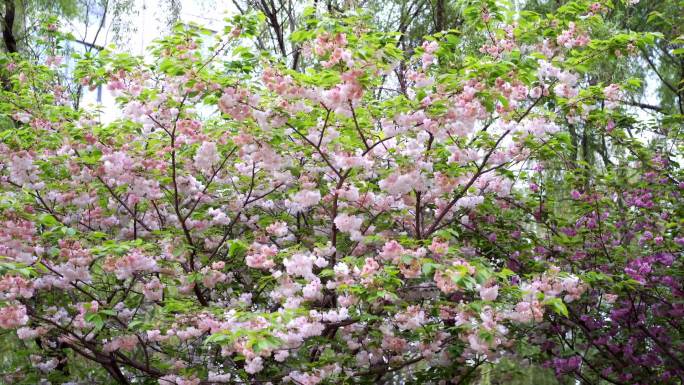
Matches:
[0,1,682,384]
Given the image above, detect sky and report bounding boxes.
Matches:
[72,0,237,121]
[66,0,237,54]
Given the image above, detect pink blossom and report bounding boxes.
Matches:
[291,189,321,211]
[428,238,449,256]
[101,151,135,185]
[361,258,380,276]
[508,301,544,323]
[434,270,461,294]
[479,285,499,301]
[0,275,34,299]
[245,243,277,269]
[394,305,427,330]
[17,326,44,340]
[105,250,158,280]
[0,304,28,329]
[379,170,425,196]
[467,333,490,354]
[603,294,618,304]
[289,371,322,385]
[302,279,323,300]
[244,356,264,374]
[207,207,231,225]
[266,221,288,237]
[382,335,408,352]
[194,141,220,172]
[143,278,164,301]
[333,262,350,277]
[333,152,372,170]
[218,88,252,120]
[158,375,200,385]
[45,55,63,67]
[283,253,316,279]
[207,372,231,382]
[334,213,363,233]
[202,269,227,289]
[8,152,42,188]
[104,335,139,353]
[455,195,484,209]
[274,350,289,362]
[603,84,622,109]
[34,357,59,372]
[53,263,92,286]
[379,240,405,262]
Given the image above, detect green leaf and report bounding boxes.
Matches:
[229,240,248,259]
[37,213,60,227]
[544,297,569,317]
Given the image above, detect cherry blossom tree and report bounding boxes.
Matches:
[0,1,681,384]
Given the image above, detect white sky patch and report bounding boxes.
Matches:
[69,0,237,122]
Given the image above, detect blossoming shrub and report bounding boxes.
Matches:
[0,1,681,384]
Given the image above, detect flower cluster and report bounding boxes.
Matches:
[0,3,680,385]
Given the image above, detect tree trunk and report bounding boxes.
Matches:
[433,0,446,32]
[2,0,17,53]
